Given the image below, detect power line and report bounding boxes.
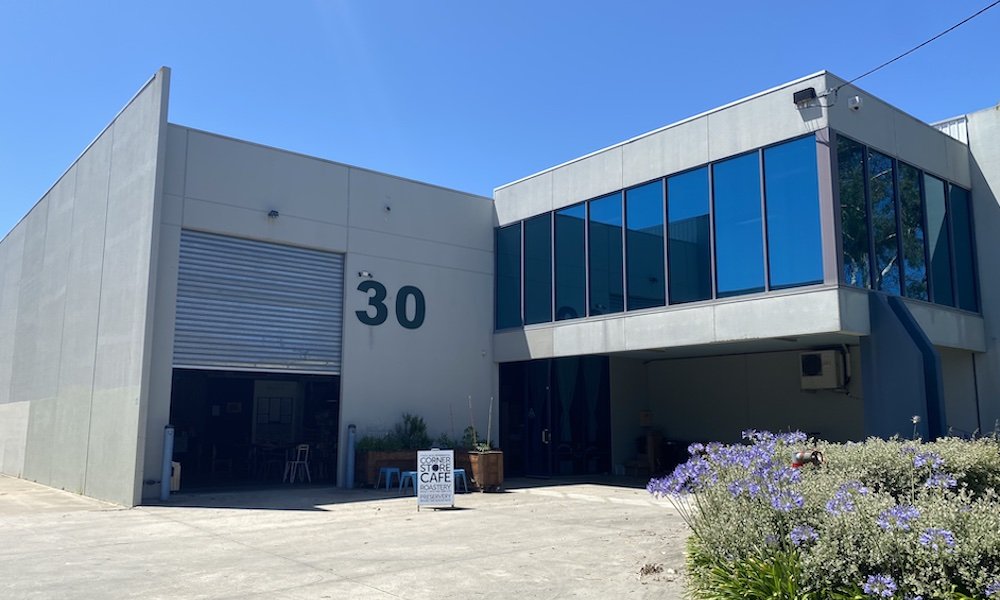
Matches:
[836,0,1000,91]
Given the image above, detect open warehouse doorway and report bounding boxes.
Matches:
[167,230,346,490]
[169,369,340,489]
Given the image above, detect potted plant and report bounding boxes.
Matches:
[463,426,504,492]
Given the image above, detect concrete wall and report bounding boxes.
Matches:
[496,288,850,362]
[966,104,1000,434]
[826,75,971,188]
[861,295,939,439]
[0,69,169,506]
[606,350,865,467]
[609,357,649,470]
[642,349,864,444]
[495,72,830,226]
[939,347,980,437]
[142,126,496,495]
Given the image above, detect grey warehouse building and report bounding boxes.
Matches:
[1,67,999,506]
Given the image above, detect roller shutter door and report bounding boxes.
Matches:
[174,230,343,373]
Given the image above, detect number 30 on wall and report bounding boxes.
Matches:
[355,280,426,329]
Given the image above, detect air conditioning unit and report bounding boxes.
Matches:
[800,350,844,390]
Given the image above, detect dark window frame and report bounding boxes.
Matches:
[831,130,980,313]
[587,192,625,316]
[712,149,766,298]
[494,223,523,330]
[523,212,553,325]
[762,134,825,290]
[623,179,667,311]
[553,201,589,322]
[665,164,714,304]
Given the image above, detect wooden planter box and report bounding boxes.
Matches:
[356,450,416,487]
[355,449,485,489]
[468,451,504,492]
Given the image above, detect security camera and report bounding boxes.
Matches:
[848,95,863,112]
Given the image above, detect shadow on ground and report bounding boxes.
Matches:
[152,475,653,511]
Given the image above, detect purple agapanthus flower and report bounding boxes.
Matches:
[727,478,763,499]
[789,524,818,546]
[647,456,717,497]
[768,465,802,485]
[984,579,1000,598]
[876,505,920,531]
[918,528,957,553]
[769,489,805,512]
[825,481,869,515]
[707,442,771,470]
[742,429,770,444]
[863,574,898,598]
[687,442,705,456]
[924,472,958,490]
[913,451,944,470]
[826,494,855,515]
[776,431,808,445]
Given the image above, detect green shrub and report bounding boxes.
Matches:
[391,413,431,450]
[356,433,402,451]
[357,413,432,451]
[649,432,1000,599]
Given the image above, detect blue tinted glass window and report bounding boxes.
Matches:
[925,174,954,306]
[588,193,624,315]
[898,163,928,300]
[950,185,978,312]
[713,153,765,297]
[838,137,870,288]
[625,181,665,310]
[868,150,900,294]
[523,214,552,324]
[495,224,521,329]
[555,203,587,320]
[764,136,823,288]
[667,168,712,303]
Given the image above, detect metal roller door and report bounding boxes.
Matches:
[174,230,343,374]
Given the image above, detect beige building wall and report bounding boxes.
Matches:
[142,125,497,495]
[0,69,169,506]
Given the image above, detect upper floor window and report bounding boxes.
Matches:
[713,152,765,297]
[838,137,870,288]
[523,214,552,324]
[764,136,823,289]
[667,167,712,304]
[925,174,953,306]
[625,181,665,310]
[950,185,978,312]
[555,203,587,321]
[898,162,928,301]
[835,133,977,312]
[868,150,901,295]
[588,193,624,315]
[495,224,522,329]
[494,133,847,330]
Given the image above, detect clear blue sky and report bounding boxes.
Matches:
[2,0,998,238]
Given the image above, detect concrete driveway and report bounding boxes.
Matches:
[0,475,688,599]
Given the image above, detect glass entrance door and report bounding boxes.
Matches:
[523,360,552,477]
[500,357,611,478]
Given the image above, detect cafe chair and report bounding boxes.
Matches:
[283,444,311,483]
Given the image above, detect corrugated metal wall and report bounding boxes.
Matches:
[174,230,344,374]
[931,116,969,144]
